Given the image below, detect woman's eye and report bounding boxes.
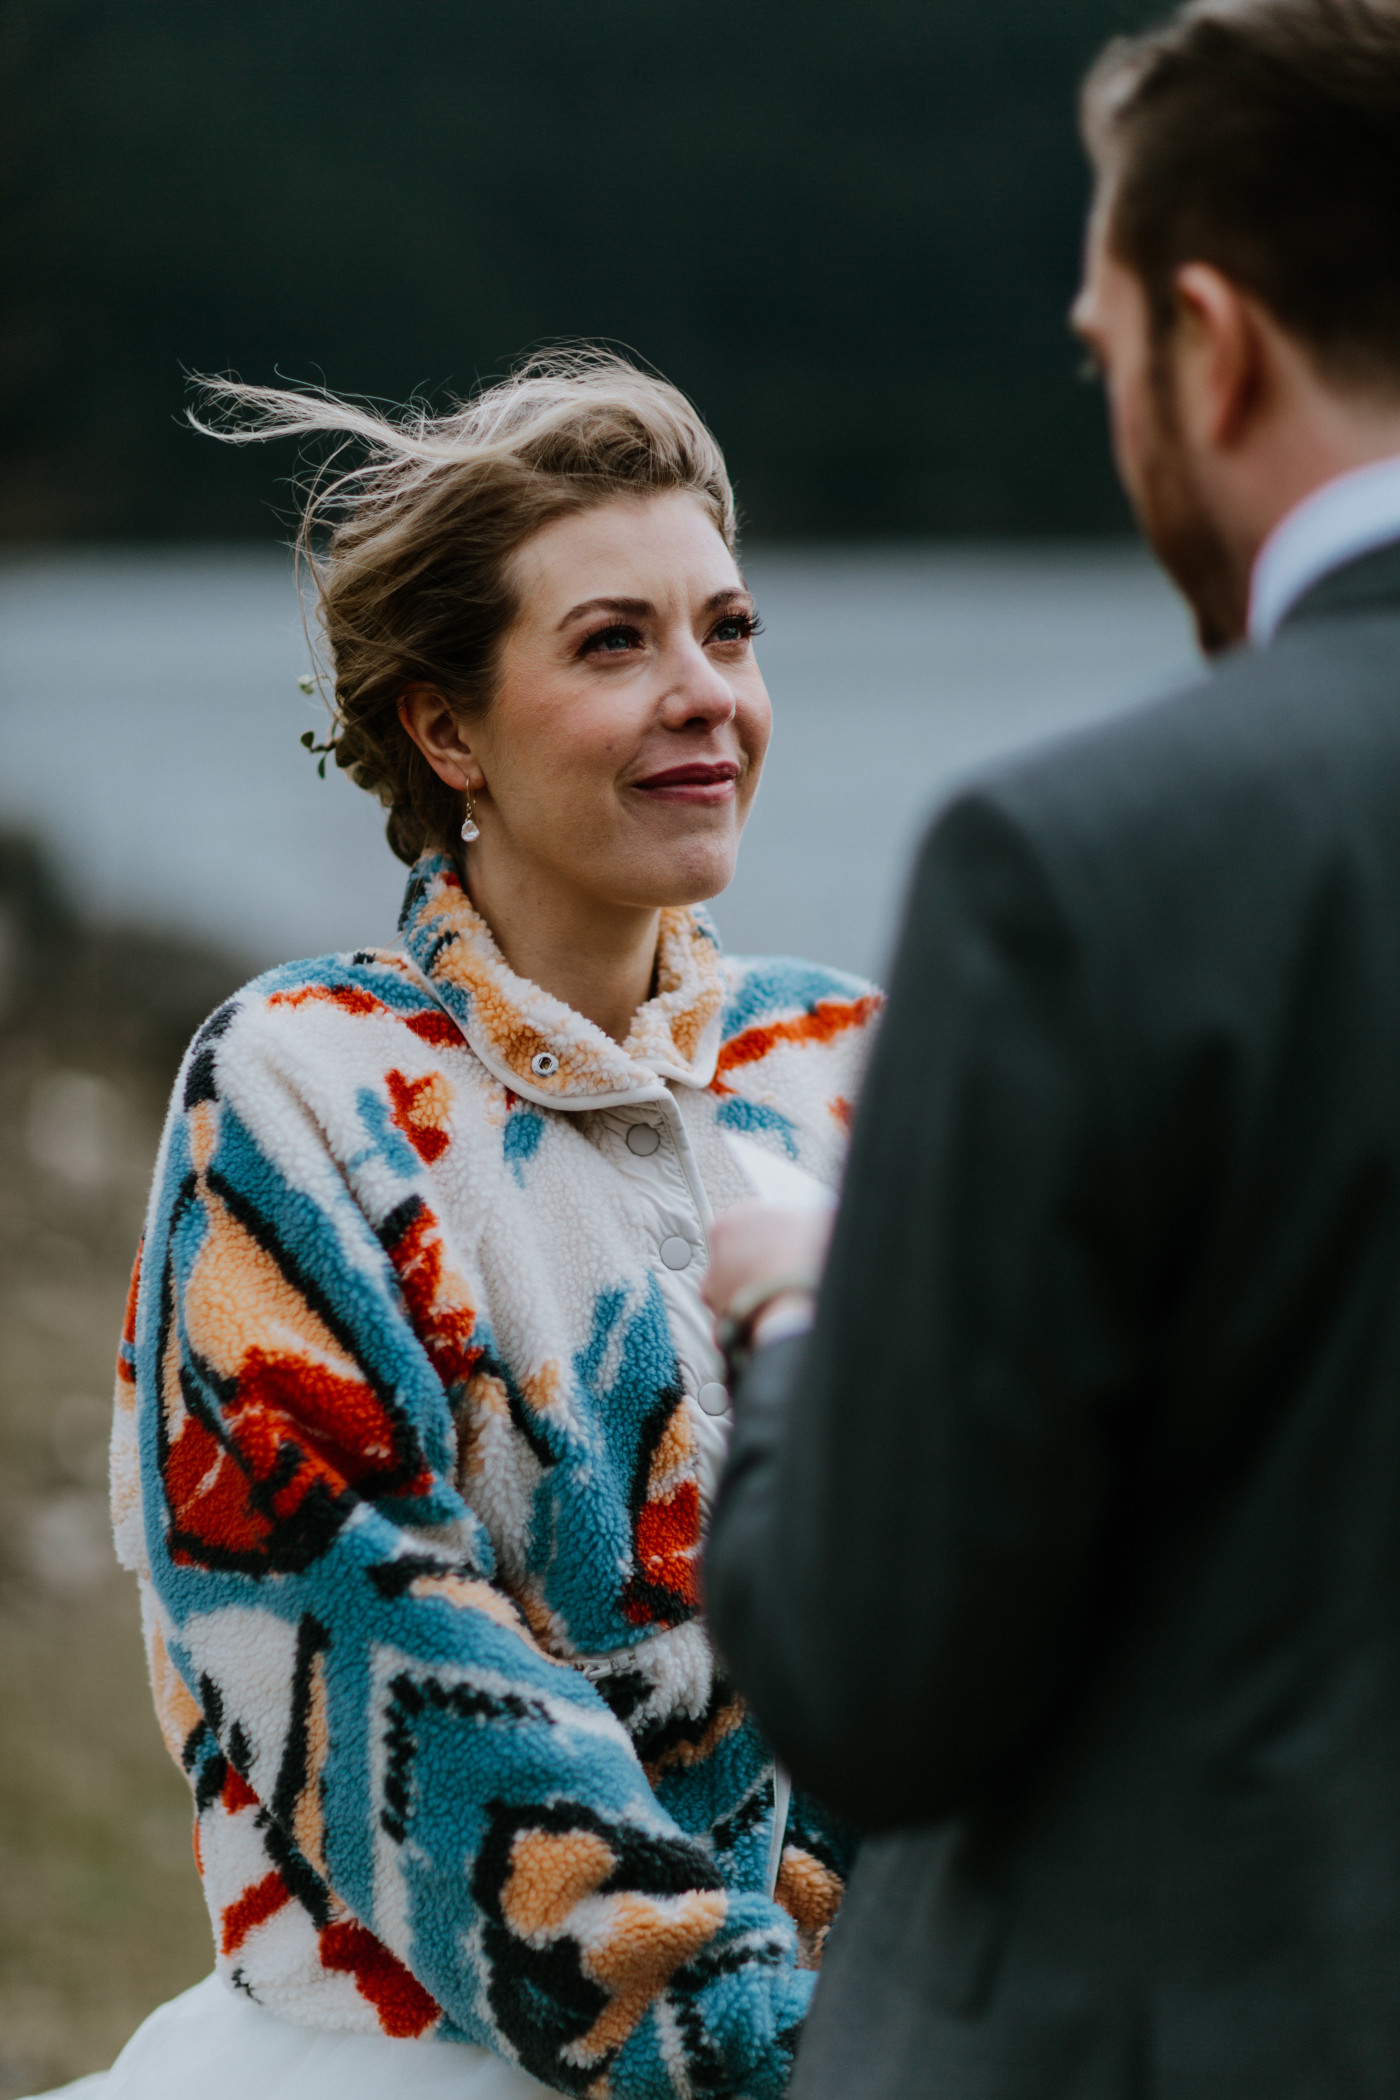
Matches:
[712,612,759,645]
[583,624,641,655]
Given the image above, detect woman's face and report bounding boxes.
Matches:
[449,490,771,913]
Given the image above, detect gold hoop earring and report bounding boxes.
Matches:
[460,787,480,845]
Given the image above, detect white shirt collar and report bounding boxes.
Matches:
[1249,453,1400,647]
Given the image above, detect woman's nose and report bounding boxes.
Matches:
[660,638,737,727]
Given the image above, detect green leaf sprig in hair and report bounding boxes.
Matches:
[298,726,338,779]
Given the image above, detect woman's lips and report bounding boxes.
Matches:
[631,761,739,805]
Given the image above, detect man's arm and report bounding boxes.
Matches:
[706,791,1141,1831]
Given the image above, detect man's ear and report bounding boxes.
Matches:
[1173,263,1267,452]
[397,685,483,793]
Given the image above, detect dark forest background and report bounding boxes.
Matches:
[2,0,1157,544]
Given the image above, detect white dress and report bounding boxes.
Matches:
[27,1134,826,2100]
[26,1973,552,2100]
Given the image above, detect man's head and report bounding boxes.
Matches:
[1072,0,1400,653]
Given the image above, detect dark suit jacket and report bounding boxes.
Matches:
[707,540,1400,2098]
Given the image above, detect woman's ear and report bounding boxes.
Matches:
[397,686,483,792]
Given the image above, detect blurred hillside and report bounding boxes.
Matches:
[0,837,243,2093]
[1,0,1153,543]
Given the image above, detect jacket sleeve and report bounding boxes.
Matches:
[706,792,1141,1831]
[129,998,812,2098]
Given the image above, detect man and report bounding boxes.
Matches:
[703,3,1400,2093]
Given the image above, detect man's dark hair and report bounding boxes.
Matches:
[1082,0,1400,391]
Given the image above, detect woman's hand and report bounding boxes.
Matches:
[702,1201,832,1347]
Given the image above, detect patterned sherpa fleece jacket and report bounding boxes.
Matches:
[111,849,882,2099]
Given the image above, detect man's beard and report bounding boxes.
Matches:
[1133,369,1248,657]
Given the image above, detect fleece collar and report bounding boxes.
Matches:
[398,851,726,1111]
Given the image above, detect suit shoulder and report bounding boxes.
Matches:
[969,661,1230,837]
[911,620,1400,1001]
[966,618,1400,859]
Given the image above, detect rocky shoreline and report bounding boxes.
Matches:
[0,836,244,2094]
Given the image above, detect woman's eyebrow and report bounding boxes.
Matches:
[556,595,653,630]
[556,585,753,632]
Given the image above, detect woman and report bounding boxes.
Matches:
[67,353,881,2099]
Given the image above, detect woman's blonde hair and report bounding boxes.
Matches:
[193,349,738,865]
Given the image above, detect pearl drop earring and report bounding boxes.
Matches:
[460,787,480,845]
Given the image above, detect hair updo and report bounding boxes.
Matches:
[193,350,738,865]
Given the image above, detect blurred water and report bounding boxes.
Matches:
[0,547,1198,982]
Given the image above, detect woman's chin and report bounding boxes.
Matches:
[607,837,740,911]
